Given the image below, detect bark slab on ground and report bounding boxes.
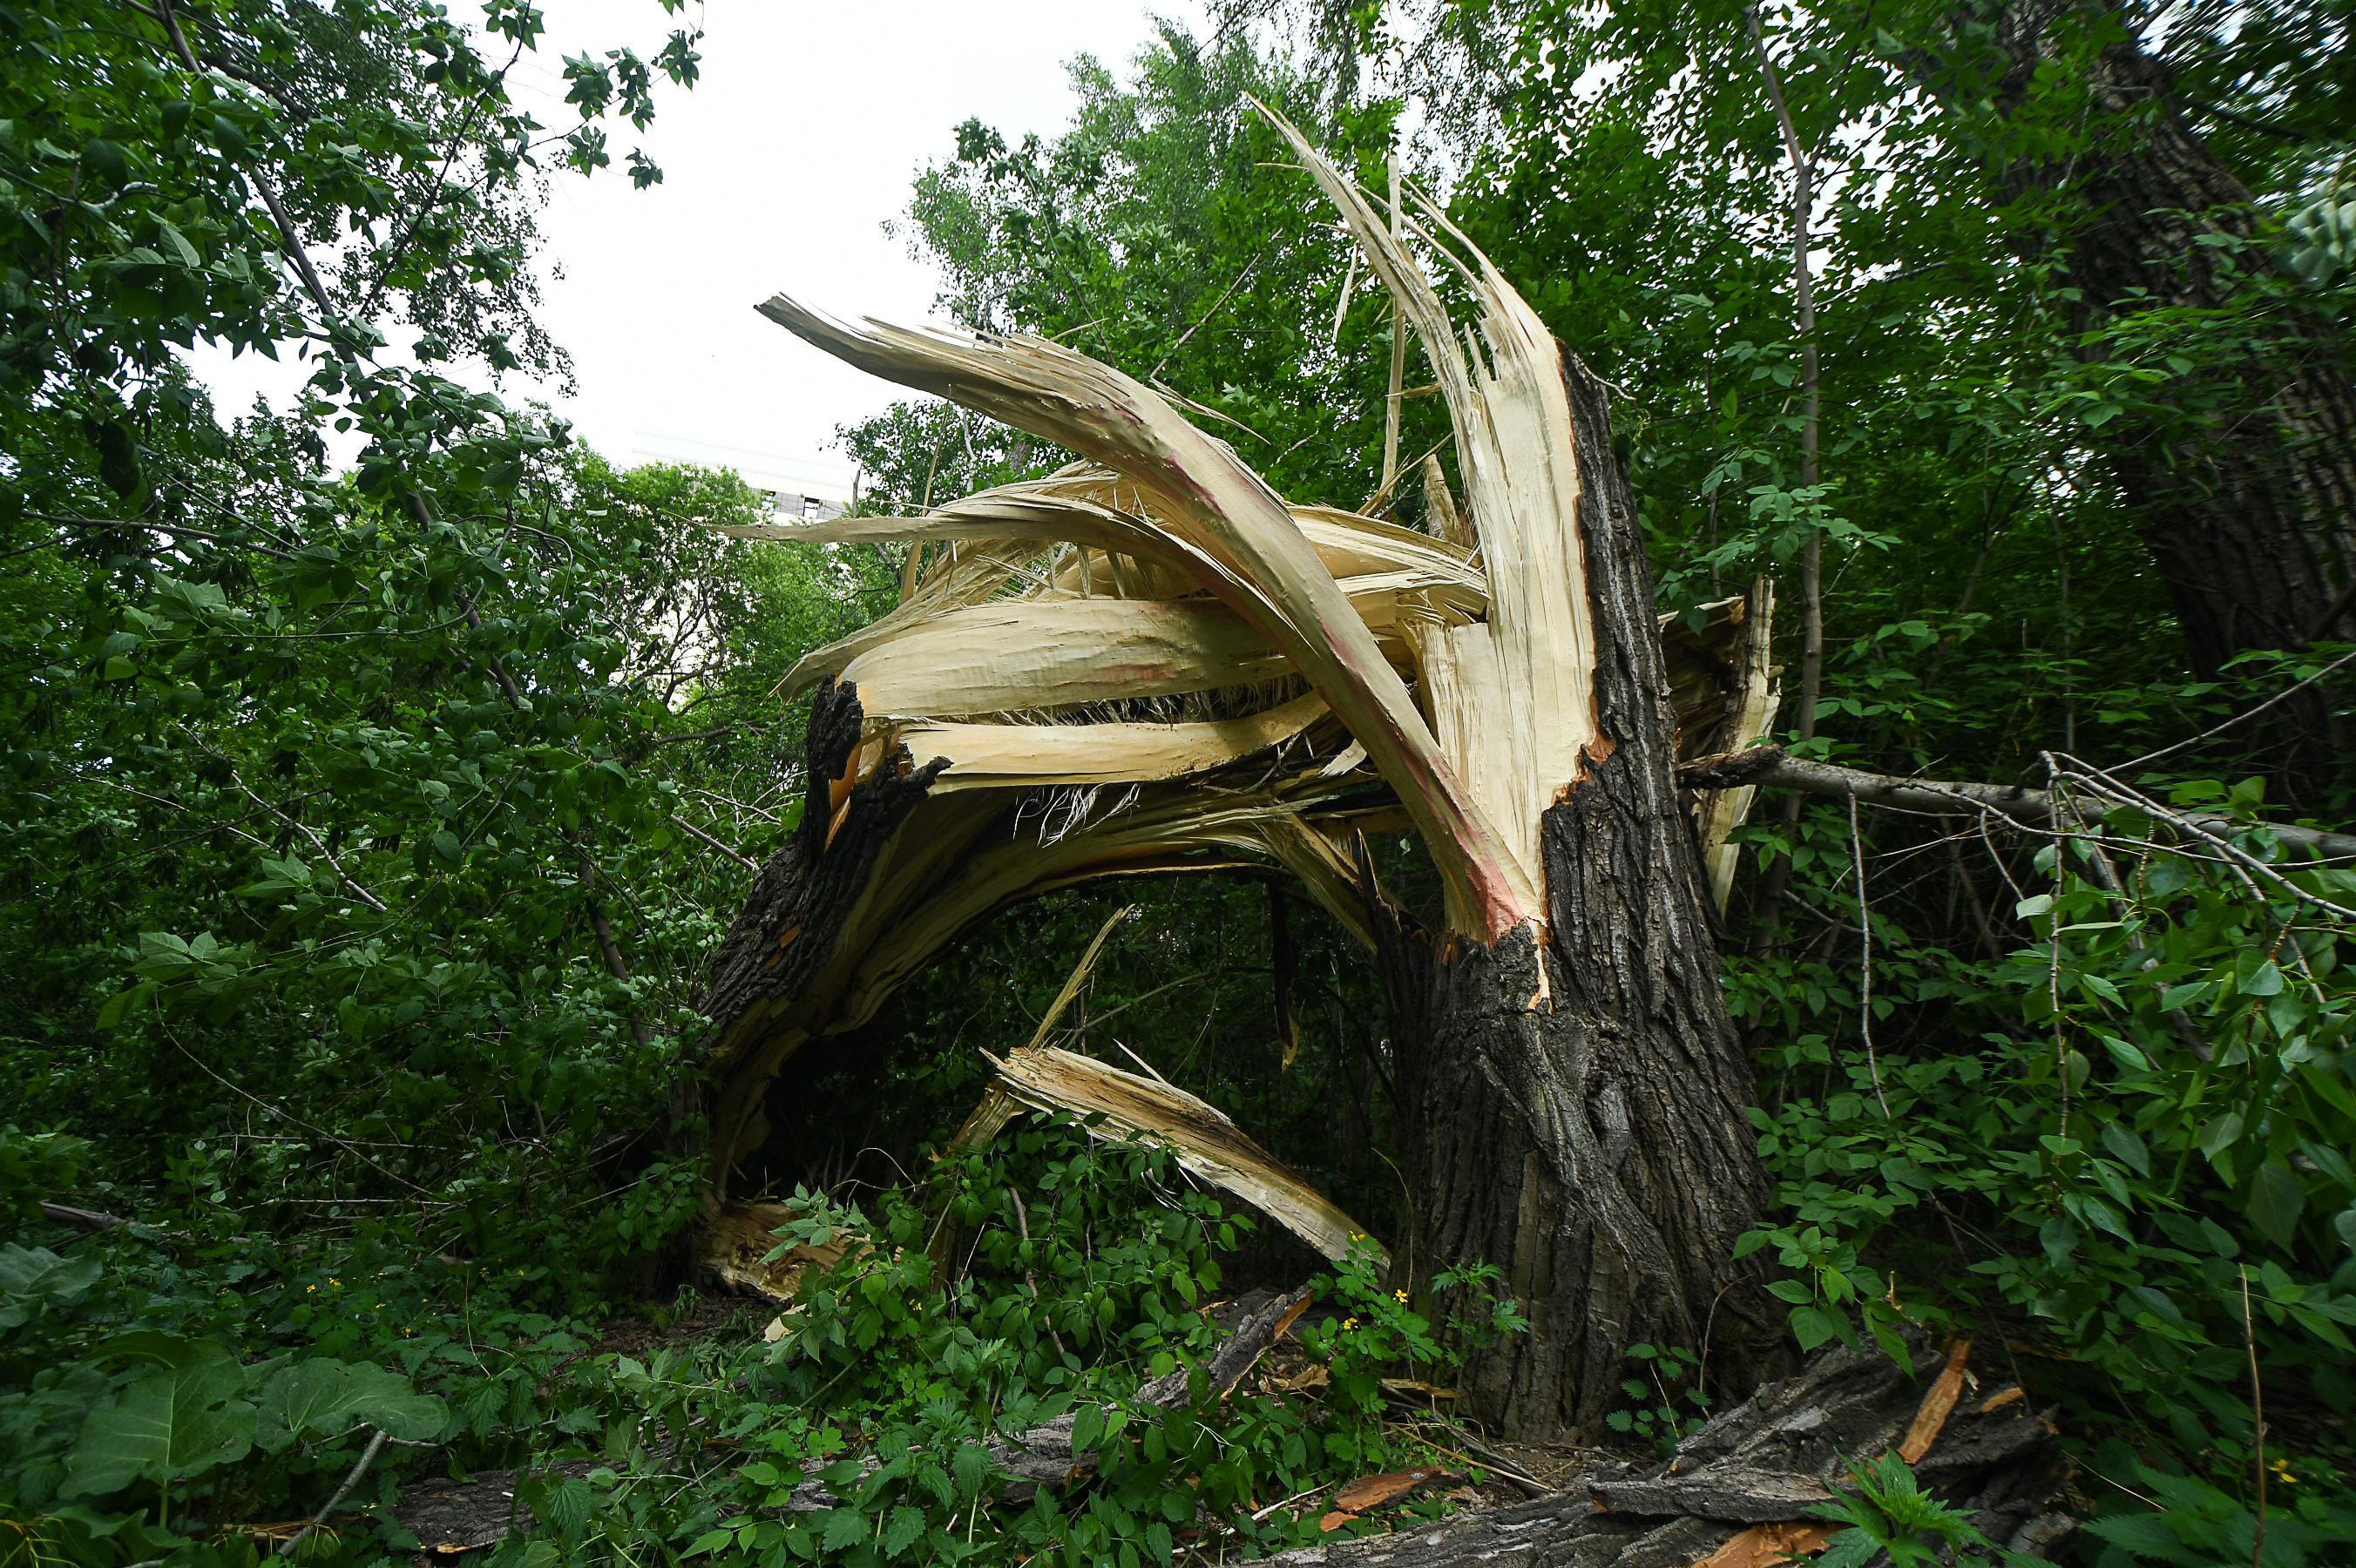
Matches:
[1265,1335,2070,1566]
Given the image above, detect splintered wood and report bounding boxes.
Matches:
[1252,1334,2062,1566]
[702,111,1783,1182]
[956,1045,1384,1266]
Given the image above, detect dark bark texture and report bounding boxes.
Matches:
[1380,355,1784,1442]
[1988,0,2356,801]
[699,678,944,1192]
[1263,1333,2070,1566]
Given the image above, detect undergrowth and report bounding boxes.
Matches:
[2,1119,1527,1566]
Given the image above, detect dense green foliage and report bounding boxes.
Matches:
[6,0,2356,1564]
[840,3,2356,1560]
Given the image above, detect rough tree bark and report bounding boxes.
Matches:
[1380,356,1783,1441]
[1982,0,2356,801]
[700,679,945,1187]
[1263,1333,2069,1565]
[697,118,1793,1445]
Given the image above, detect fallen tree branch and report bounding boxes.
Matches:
[40,1200,138,1233]
[1682,747,2356,862]
[1260,1333,2069,1565]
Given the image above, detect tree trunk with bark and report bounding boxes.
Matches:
[694,113,1797,1446]
[1381,357,1783,1440]
[1984,0,2356,801]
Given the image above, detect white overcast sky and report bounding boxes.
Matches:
[204,0,1209,498]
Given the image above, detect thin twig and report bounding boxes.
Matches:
[152,0,336,321]
[165,1028,434,1197]
[674,814,759,872]
[2241,1265,2266,1568]
[278,1427,389,1558]
[2114,647,2356,773]
[1847,796,1892,1119]
[227,775,388,912]
[1149,245,1268,383]
[1006,1188,1067,1360]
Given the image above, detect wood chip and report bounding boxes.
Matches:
[1687,1520,1834,1568]
[1332,1467,1449,1514]
[1899,1337,1973,1463]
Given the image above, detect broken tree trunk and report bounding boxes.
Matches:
[1380,355,1783,1443]
[1261,1333,2069,1565]
[693,112,1792,1444]
[699,676,948,1184]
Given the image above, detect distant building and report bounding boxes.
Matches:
[630,431,856,520]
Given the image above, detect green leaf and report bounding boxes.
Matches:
[2248,1161,2306,1250]
[1790,1306,1841,1352]
[2085,1513,2189,1552]
[2099,1122,2150,1178]
[951,1442,992,1499]
[255,1358,446,1451]
[819,1508,867,1551]
[881,1504,927,1558]
[63,1348,254,1496]
[2197,1112,2244,1161]
[538,1477,592,1537]
[0,1243,103,1328]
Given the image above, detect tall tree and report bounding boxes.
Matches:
[1937,0,2356,802]
[701,118,1786,1437]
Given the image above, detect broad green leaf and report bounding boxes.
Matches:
[63,1350,254,1496]
[0,1243,102,1328]
[819,1507,867,1551]
[951,1442,992,1499]
[256,1357,446,1451]
[2248,1161,2306,1250]
[1790,1306,1841,1352]
[881,1504,927,1558]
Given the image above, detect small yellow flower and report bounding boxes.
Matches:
[1393,1289,1408,1304]
[374,1302,385,1311]
[1342,1317,1357,1330]
[305,1284,317,1294]
[2271,1458,2298,1485]
[328,1278,341,1288]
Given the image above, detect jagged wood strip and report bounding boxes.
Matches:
[1262,105,1600,912]
[896,694,1332,793]
[755,295,1534,938]
[1690,581,1779,911]
[955,1045,1383,1263]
